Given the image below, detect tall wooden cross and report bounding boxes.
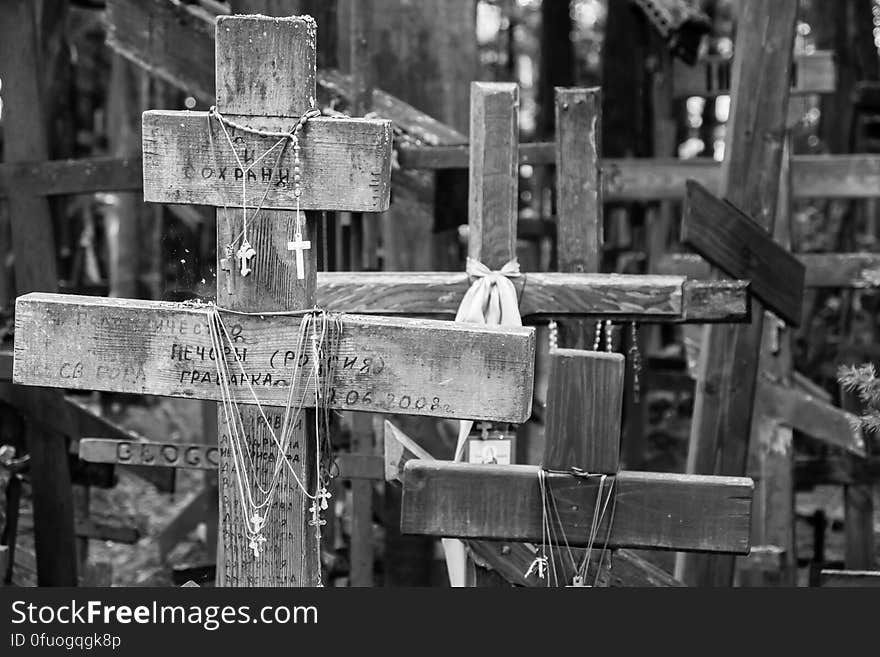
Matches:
[674,0,800,587]
[12,15,538,587]
[394,347,754,584]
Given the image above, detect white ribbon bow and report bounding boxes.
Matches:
[442,257,523,587]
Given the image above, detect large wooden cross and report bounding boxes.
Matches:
[12,15,538,587]
[394,347,753,584]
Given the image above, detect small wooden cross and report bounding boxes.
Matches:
[395,348,754,581]
[287,235,312,280]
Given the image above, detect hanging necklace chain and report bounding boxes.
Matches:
[207,106,321,273]
[207,303,342,564]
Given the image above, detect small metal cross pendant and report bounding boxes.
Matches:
[236,239,256,277]
[287,236,312,280]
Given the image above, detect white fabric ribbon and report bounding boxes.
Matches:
[442,257,523,587]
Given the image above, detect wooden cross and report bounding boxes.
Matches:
[12,15,537,587]
[319,82,750,325]
[675,0,800,588]
[394,348,754,583]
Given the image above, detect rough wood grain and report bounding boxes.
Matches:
[555,88,601,273]
[543,350,623,473]
[468,82,519,269]
[383,420,679,586]
[682,181,805,325]
[13,293,535,423]
[317,271,749,322]
[142,111,392,212]
[215,15,315,117]
[401,462,753,553]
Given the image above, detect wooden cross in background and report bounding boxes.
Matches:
[392,347,753,585]
[12,15,537,587]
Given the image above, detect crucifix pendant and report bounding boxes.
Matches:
[287,234,311,280]
[237,239,256,277]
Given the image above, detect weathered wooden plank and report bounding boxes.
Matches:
[0,156,142,197]
[671,51,835,99]
[468,83,518,269]
[9,152,880,203]
[75,519,140,545]
[142,111,392,212]
[682,181,805,326]
[216,15,314,117]
[401,462,753,553]
[756,378,865,457]
[78,436,382,480]
[398,151,880,200]
[106,0,468,146]
[384,420,680,586]
[106,0,217,104]
[14,293,535,423]
[658,252,880,289]
[80,438,219,470]
[555,88,601,273]
[317,271,749,322]
[543,350,623,473]
[819,570,880,587]
[681,279,751,323]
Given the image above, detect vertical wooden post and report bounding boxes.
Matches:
[215,16,319,587]
[554,88,602,350]
[468,82,519,270]
[346,0,376,588]
[840,388,876,570]
[739,137,797,586]
[675,0,797,587]
[467,81,519,587]
[0,0,78,586]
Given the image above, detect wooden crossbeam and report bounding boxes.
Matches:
[819,569,880,587]
[756,378,865,458]
[142,112,392,213]
[318,271,748,322]
[13,293,535,423]
[400,462,753,553]
[78,437,383,480]
[682,181,805,326]
[671,51,835,99]
[657,252,880,289]
[8,153,880,202]
[383,421,683,586]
